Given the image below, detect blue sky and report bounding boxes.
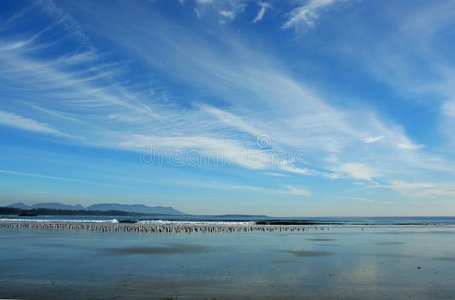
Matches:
[0,0,454,216]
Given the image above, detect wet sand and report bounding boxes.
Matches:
[1,224,455,299]
[278,249,334,257]
[104,244,210,255]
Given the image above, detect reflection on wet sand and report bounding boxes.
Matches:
[357,252,414,258]
[278,249,334,257]
[375,241,405,245]
[103,244,210,255]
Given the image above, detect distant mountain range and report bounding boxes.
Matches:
[86,203,183,215]
[6,202,184,215]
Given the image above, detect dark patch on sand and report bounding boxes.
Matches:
[306,238,334,242]
[103,244,210,255]
[269,259,294,264]
[376,241,405,246]
[278,249,334,257]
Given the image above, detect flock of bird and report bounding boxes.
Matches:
[0,222,331,234]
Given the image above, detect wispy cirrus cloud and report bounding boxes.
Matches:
[192,0,246,23]
[282,0,346,29]
[36,0,92,45]
[253,2,271,23]
[0,110,68,137]
[0,169,130,189]
[219,10,237,21]
[1,0,450,183]
[284,186,312,197]
[388,180,455,198]
[364,136,385,144]
[325,0,455,150]
[337,163,377,181]
[442,100,455,117]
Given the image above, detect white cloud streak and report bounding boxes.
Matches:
[388,180,455,198]
[338,163,377,181]
[0,110,67,137]
[193,0,245,22]
[253,2,271,23]
[219,10,236,20]
[364,135,385,144]
[442,100,455,117]
[282,0,343,29]
[284,186,312,197]
[0,169,130,189]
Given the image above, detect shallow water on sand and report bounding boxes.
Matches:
[0,226,454,299]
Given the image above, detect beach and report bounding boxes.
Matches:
[1,222,454,299]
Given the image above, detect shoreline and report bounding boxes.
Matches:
[0,221,454,234]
